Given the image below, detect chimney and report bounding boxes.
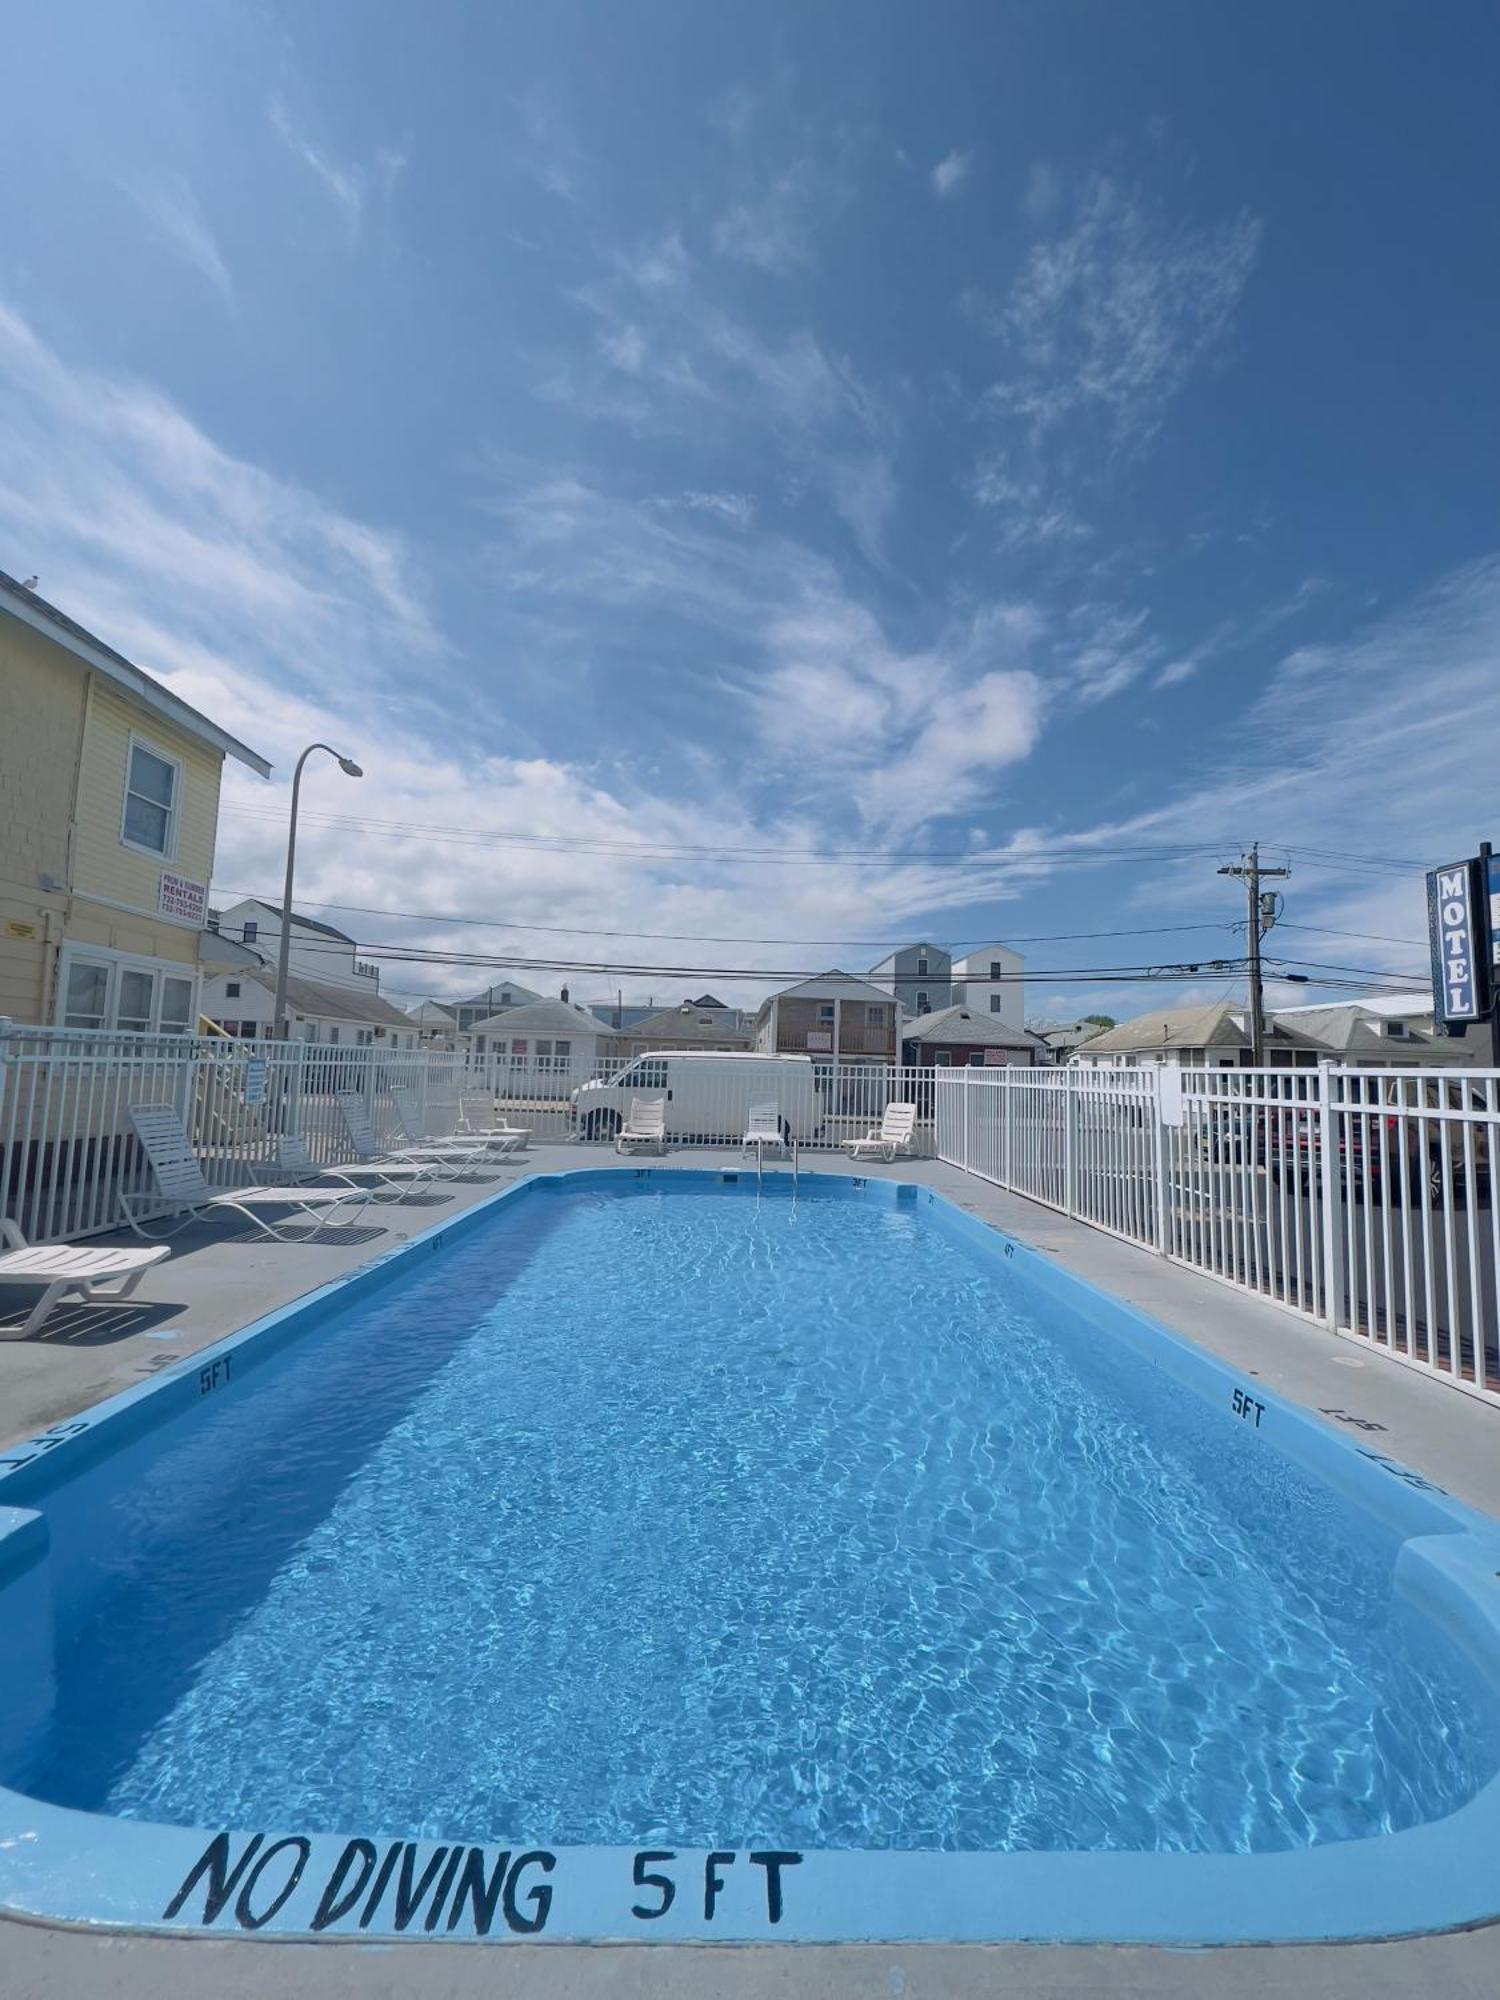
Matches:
[560,984,570,1004]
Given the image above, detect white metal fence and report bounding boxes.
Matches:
[0,1026,941,1241]
[937,1063,1500,1406]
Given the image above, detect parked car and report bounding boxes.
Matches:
[570,1052,822,1144]
[1255,1081,1492,1204]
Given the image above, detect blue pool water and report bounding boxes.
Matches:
[16,1181,1497,1855]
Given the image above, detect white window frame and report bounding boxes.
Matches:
[119,733,183,862]
[54,942,200,1034]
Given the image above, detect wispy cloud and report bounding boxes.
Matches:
[270,96,404,237]
[129,178,233,304]
[983,173,1262,451]
[678,490,756,528]
[931,149,973,199]
[516,87,585,204]
[713,161,822,275]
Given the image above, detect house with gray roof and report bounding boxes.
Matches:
[1071,999,1330,1069]
[616,999,754,1057]
[899,1005,1048,1068]
[468,997,619,1087]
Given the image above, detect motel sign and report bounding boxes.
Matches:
[1426,858,1489,1026]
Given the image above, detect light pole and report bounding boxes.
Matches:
[272,743,362,1039]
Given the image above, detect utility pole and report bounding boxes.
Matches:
[1218,844,1290,1066]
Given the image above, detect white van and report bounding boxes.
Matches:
[571,1052,821,1144]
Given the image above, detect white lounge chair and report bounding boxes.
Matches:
[390,1086,527,1161]
[742,1100,787,1160]
[0,1219,170,1341]
[616,1097,667,1154]
[121,1106,372,1240]
[336,1092,498,1181]
[273,1136,443,1200]
[456,1090,531,1150]
[844,1101,918,1163]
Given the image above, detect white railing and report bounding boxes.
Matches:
[938,1063,1500,1406]
[0,1027,943,1241]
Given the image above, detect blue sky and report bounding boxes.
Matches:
[1,0,1497,1018]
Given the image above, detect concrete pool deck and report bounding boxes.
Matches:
[2,1146,1499,1996]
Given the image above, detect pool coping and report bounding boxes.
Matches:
[1,1164,1500,1947]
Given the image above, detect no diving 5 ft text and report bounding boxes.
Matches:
[164,1833,803,1937]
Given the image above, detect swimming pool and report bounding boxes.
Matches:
[1,1168,1499,1944]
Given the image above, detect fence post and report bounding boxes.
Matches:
[1317,1060,1342,1328]
[1002,1068,1012,1188]
[961,1067,970,1169]
[1064,1069,1077,1216]
[1152,1066,1171,1257]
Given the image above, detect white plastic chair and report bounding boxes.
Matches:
[390,1086,526,1161]
[336,1092,486,1182]
[616,1098,667,1154]
[456,1090,531,1150]
[121,1106,371,1239]
[0,1219,171,1340]
[742,1101,787,1159]
[844,1100,918,1163]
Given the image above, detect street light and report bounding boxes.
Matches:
[272,743,363,1039]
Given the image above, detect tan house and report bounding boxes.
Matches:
[753,972,898,1064]
[615,997,754,1059]
[1071,1000,1330,1070]
[0,570,270,1031]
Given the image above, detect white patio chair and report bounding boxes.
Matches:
[616,1097,667,1154]
[121,1106,373,1240]
[390,1086,527,1161]
[456,1090,531,1150]
[742,1100,787,1159]
[273,1136,443,1200]
[844,1100,918,1163]
[0,1219,171,1341]
[336,1092,497,1181]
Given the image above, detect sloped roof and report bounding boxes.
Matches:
[622,1006,754,1045]
[407,999,458,1026]
[214,899,355,945]
[229,967,416,1030]
[900,1005,1047,1051]
[868,943,947,976]
[1065,1000,1248,1056]
[758,970,894,1014]
[1,568,270,775]
[469,999,614,1038]
[460,978,543,1009]
[1081,1000,1332,1058]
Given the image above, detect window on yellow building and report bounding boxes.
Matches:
[122,740,180,856]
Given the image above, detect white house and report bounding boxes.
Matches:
[468,997,618,1086]
[407,998,461,1044]
[209,899,381,992]
[1268,993,1489,1066]
[200,961,418,1046]
[201,898,415,1045]
[949,943,1025,1033]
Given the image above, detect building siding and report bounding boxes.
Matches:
[72,679,223,932]
[1,621,229,1023]
[0,625,87,1019]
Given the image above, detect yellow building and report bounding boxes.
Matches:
[0,570,270,1030]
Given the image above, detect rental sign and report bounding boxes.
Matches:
[1426,859,1488,1025]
